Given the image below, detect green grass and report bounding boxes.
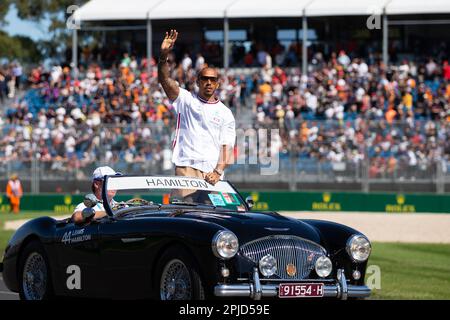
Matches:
[1,212,450,299]
[368,242,450,299]
[0,230,13,260]
[0,211,58,262]
[0,211,56,224]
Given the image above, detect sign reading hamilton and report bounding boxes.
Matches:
[146,177,210,189]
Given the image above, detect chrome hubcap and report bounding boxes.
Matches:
[22,252,47,300]
[160,259,192,300]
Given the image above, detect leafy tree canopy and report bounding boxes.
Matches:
[0,0,89,62]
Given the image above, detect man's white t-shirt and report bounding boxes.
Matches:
[171,88,236,173]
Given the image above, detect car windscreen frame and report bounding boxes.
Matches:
[102,175,249,216]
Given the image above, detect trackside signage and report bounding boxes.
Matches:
[106,176,237,194]
[1,192,449,213]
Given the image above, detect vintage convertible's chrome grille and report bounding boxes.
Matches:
[240,235,326,280]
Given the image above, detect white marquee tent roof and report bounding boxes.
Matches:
[75,0,450,21]
[305,0,391,17]
[387,0,450,15]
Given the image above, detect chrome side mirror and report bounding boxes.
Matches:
[83,193,99,208]
[245,196,254,210]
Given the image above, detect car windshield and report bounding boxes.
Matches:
[103,175,247,214]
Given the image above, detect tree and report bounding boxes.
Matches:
[1,0,89,61]
[0,0,12,26]
[0,31,42,62]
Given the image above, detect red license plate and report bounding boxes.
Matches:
[279,283,324,298]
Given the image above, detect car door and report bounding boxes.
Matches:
[97,217,153,299]
[54,219,101,297]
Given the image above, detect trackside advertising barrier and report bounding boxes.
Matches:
[238,191,450,213]
[0,191,449,213]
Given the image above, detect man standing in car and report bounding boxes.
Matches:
[158,29,236,186]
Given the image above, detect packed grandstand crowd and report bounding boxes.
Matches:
[0,45,449,179]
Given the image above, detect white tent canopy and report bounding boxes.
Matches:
[387,0,450,15]
[149,0,236,20]
[74,0,160,20]
[305,0,390,17]
[75,0,450,21]
[226,0,311,18]
[71,0,449,71]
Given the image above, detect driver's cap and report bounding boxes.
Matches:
[92,166,117,181]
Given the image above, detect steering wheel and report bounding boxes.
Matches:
[111,202,127,210]
[124,198,153,206]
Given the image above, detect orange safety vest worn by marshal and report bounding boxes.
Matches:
[7,180,23,198]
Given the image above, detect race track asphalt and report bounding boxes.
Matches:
[0,275,18,300]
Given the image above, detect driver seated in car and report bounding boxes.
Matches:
[71,166,120,223]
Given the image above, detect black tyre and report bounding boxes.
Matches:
[155,245,205,300]
[18,241,54,300]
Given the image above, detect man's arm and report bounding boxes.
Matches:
[205,111,236,185]
[216,144,234,172]
[71,210,107,224]
[158,29,180,101]
[205,145,234,185]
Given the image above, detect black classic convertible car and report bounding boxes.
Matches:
[1,175,372,300]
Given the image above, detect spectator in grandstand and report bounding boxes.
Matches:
[337,50,351,67]
[0,65,15,99]
[0,69,6,103]
[157,29,236,187]
[195,53,205,71]
[12,62,23,90]
[182,53,193,72]
[443,60,450,81]
[6,173,23,214]
[71,166,121,223]
[1,45,449,179]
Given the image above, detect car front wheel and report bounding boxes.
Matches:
[18,241,54,300]
[156,246,205,300]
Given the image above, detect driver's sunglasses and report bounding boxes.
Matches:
[199,76,218,83]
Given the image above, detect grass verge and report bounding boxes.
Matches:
[368,242,450,299]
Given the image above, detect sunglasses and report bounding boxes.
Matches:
[199,76,218,83]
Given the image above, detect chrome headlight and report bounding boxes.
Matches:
[259,254,277,277]
[212,230,239,259]
[315,256,332,278]
[346,235,371,262]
